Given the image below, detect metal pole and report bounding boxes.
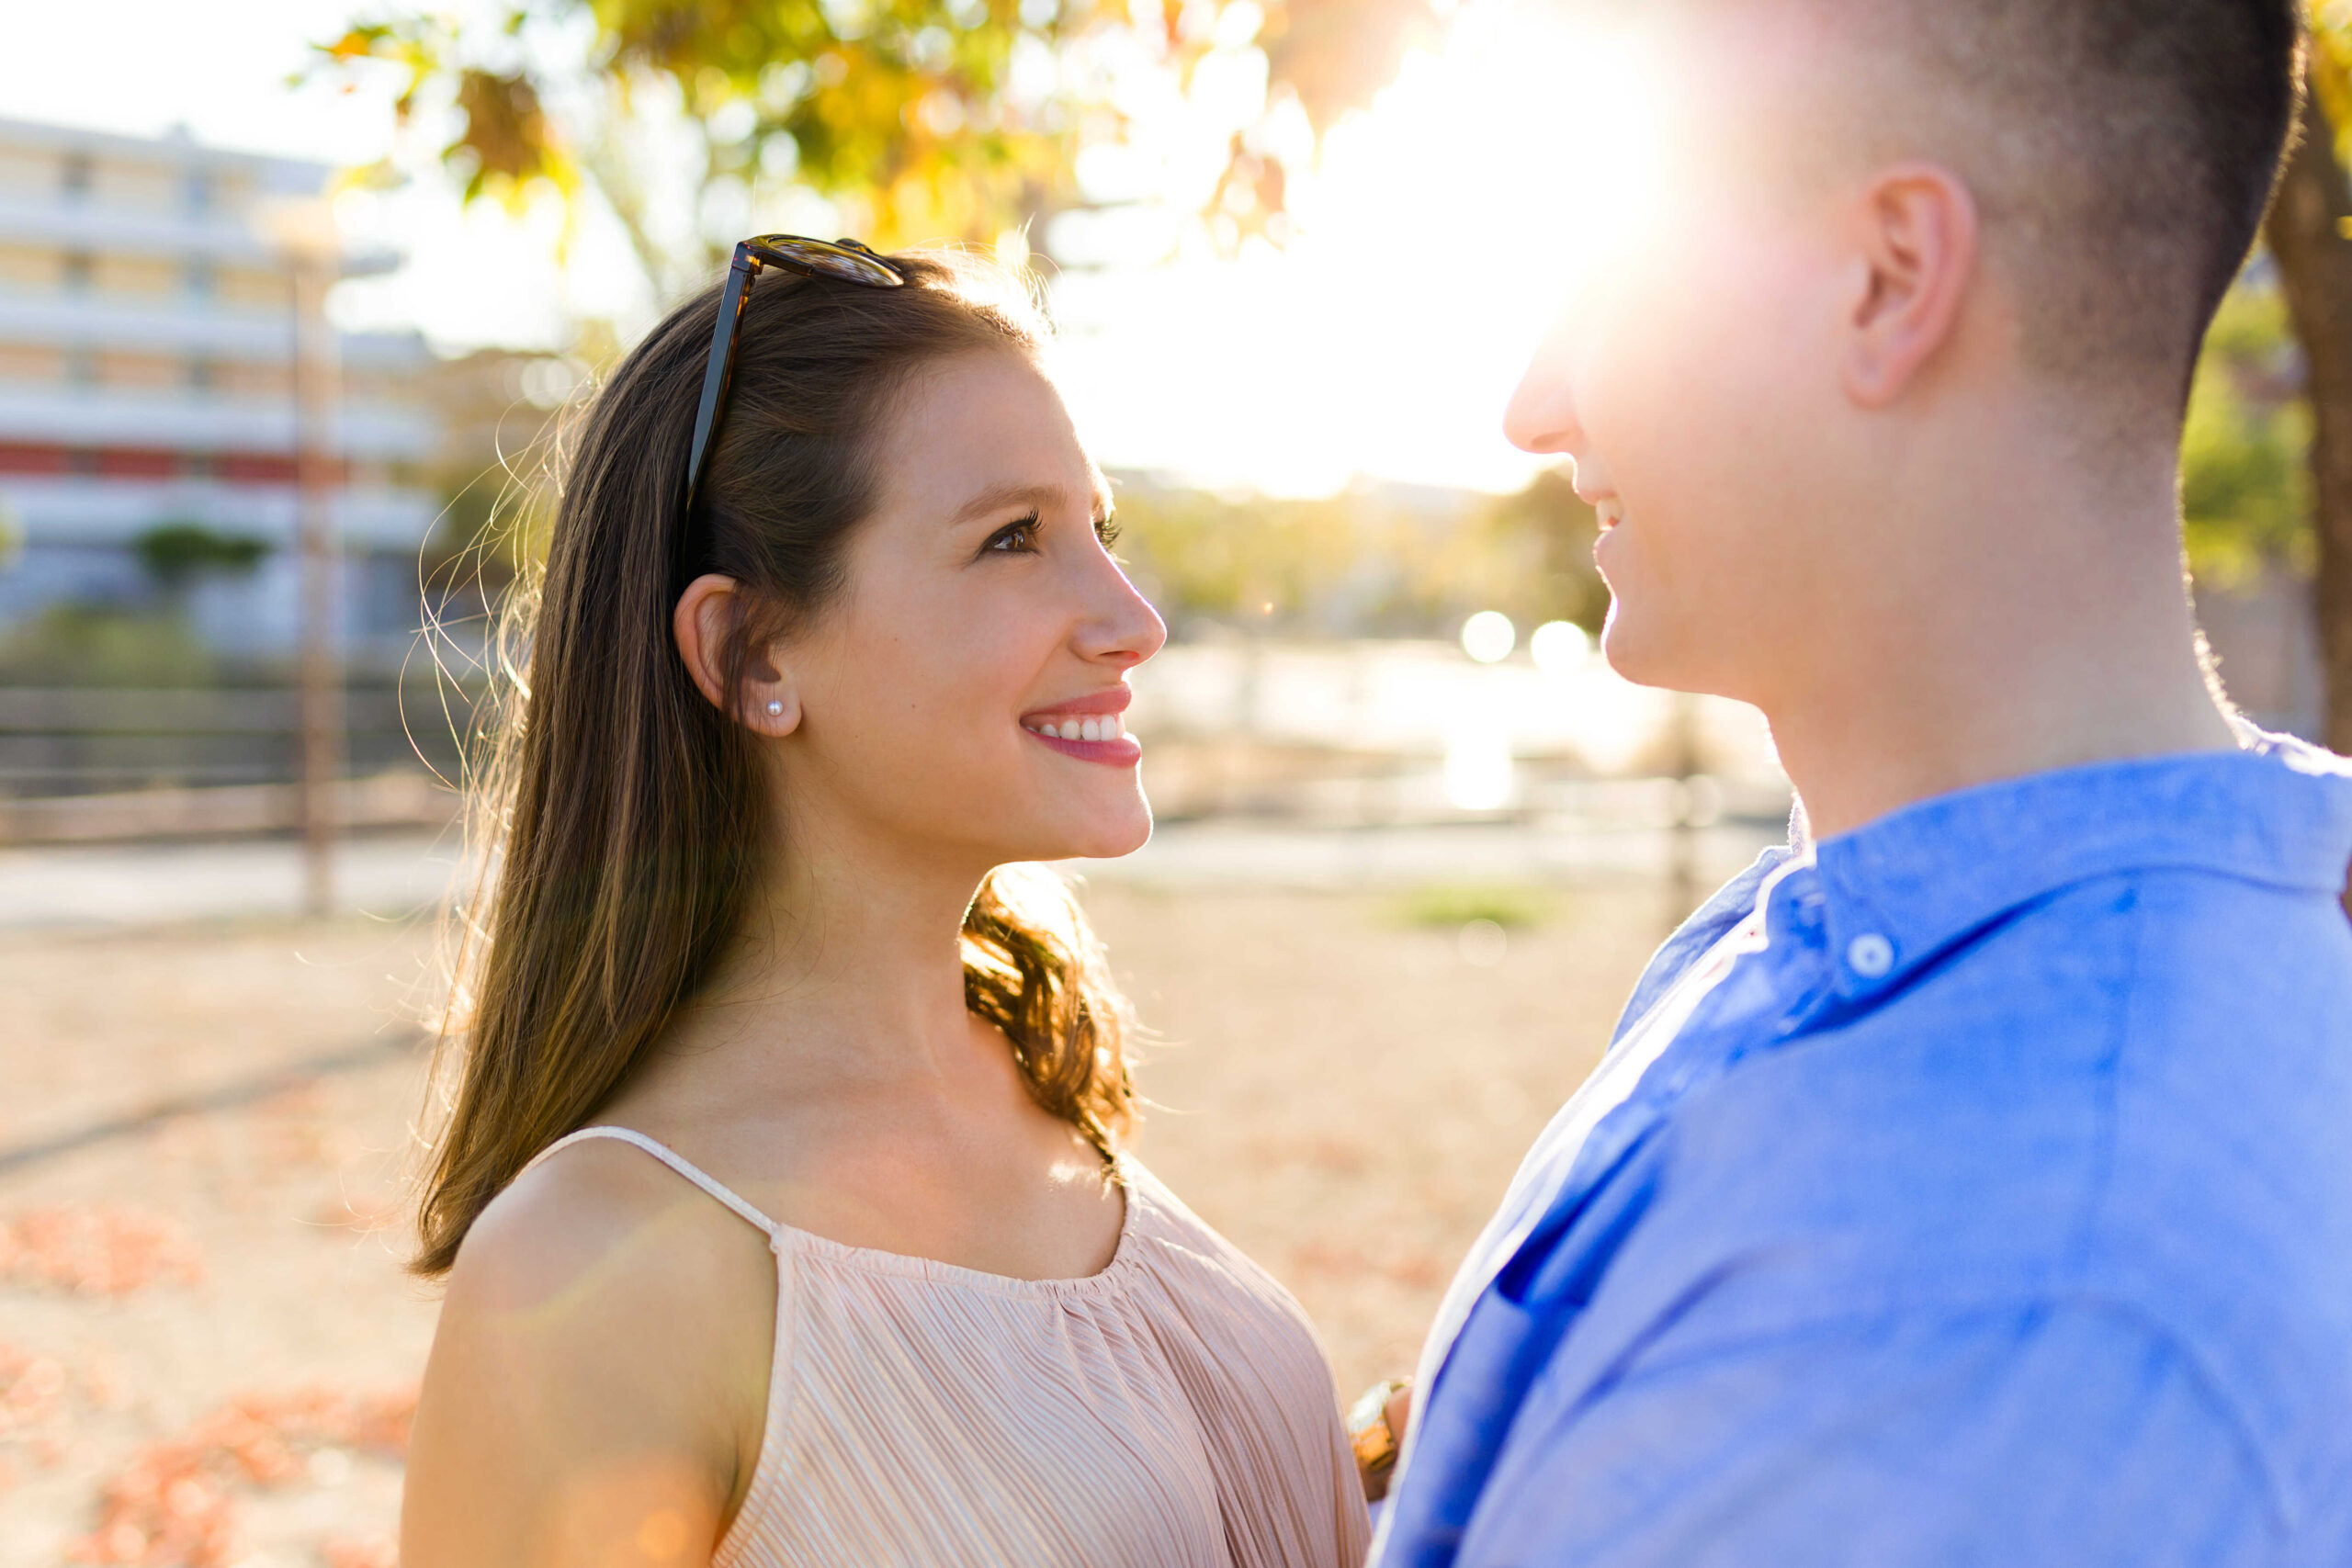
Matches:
[290,254,342,919]
[1666,690,1702,933]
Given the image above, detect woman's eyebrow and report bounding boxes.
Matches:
[951,481,1070,525]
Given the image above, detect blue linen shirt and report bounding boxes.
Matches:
[1374,734,2352,1568]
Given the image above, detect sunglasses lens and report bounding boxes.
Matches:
[751,236,905,288]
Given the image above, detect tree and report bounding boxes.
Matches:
[131,523,273,593]
[2182,276,2312,591]
[2267,6,2352,751]
[316,0,1441,296]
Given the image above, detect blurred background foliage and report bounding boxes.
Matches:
[2268,1,2352,748]
[130,524,274,592]
[1110,468,1603,638]
[0,525,273,687]
[2311,0,2352,157]
[316,0,1445,295]
[0,604,221,688]
[2183,272,2314,589]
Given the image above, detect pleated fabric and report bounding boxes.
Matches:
[533,1127,1372,1568]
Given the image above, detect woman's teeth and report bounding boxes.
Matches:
[1027,714,1127,743]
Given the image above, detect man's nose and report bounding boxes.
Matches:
[1503,346,1584,457]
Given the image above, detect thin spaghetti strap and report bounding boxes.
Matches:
[526,1126,782,1241]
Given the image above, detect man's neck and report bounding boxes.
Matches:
[1758,452,2241,841]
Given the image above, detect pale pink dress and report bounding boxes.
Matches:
[528,1127,1372,1568]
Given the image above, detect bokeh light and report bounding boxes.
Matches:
[1461,611,1518,664]
[1458,918,1510,968]
[1530,619,1592,676]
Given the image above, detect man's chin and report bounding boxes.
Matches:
[1599,613,1668,689]
[1600,613,1715,696]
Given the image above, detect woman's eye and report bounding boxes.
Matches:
[1094,514,1122,548]
[984,516,1041,555]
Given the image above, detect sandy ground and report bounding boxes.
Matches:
[0,876,1683,1564]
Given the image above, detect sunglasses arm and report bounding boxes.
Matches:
[681,244,762,520]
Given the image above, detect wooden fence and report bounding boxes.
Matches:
[0,683,480,843]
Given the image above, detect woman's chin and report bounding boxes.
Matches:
[1029,802,1154,864]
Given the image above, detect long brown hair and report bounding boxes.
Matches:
[414,251,1136,1277]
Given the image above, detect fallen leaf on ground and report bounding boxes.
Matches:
[67,1384,416,1568]
[0,1208,205,1297]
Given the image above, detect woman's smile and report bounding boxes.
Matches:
[1021,686,1142,766]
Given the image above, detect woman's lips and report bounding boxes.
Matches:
[1022,690,1141,767]
[1025,728,1143,766]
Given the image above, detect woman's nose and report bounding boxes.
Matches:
[1078,553,1168,668]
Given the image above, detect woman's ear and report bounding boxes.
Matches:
[673,574,801,735]
[1841,162,1981,409]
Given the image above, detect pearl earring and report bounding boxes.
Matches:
[764,700,784,717]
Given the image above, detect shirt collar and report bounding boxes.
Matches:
[1801,730,2352,999]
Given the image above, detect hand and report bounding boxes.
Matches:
[1349,1377,1413,1503]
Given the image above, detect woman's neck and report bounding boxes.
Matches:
[658,821,994,1100]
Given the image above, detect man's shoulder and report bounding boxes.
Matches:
[1661,852,2352,1262]
[1881,845,2352,1044]
[1609,855,2352,1477]
[1758,847,2352,1143]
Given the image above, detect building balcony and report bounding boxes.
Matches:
[0,474,441,552]
[0,188,398,275]
[0,286,429,370]
[0,381,435,462]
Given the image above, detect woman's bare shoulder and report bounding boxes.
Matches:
[431,1135,779,1413]
[455,1137,768,1305]
[402,1137,778,1565]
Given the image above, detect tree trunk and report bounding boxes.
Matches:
[2265,90,2352,755]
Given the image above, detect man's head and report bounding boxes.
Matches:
[1506,0,2304,705]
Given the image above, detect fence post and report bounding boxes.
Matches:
[289,247,343,919]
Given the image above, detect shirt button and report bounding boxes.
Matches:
[1847,933,1895,979]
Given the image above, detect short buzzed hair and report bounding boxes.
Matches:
[1905,0,2302,391]
[1687,0,2306,396]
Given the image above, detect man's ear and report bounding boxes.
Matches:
[673,573,801,735]
[1841,163,1980,408]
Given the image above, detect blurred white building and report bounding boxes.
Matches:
[0,116,437,662]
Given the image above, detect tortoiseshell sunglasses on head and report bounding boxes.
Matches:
[677,234,907,561]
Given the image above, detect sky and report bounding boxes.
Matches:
[0,0,1620,498]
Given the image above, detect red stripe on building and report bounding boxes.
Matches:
[0,442,68,474]
[97,448,177,478]
[0,443,345,483]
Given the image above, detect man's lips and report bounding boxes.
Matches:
[1022,686,1141,767]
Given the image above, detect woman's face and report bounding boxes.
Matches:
[767,347,1166,869]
